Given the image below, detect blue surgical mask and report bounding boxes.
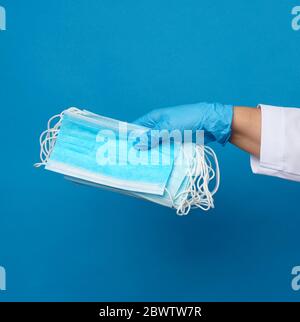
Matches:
[35,108,219,215]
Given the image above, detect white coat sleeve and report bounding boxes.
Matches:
[250,104,300,182]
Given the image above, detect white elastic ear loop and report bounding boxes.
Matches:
[166,144,220,216]
[34,107,81,168]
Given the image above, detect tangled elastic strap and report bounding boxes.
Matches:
[35,109,220,215]
[166,145,220,216]
[34,108,80,168]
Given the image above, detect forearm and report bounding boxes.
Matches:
[230,106,261,157]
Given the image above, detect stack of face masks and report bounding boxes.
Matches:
[35,108,220,215]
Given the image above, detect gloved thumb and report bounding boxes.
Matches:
[133,112,160,150]
[133,112,156,128]
[133,126,161,151]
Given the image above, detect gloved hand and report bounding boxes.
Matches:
[133,102,233,149]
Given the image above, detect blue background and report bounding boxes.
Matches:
[0,0,300,301]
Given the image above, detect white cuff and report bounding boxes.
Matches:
[250,104,300,182]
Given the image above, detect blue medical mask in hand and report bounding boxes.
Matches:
[35,108,220,215]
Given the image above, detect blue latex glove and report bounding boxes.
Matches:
[133,102,233,149]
